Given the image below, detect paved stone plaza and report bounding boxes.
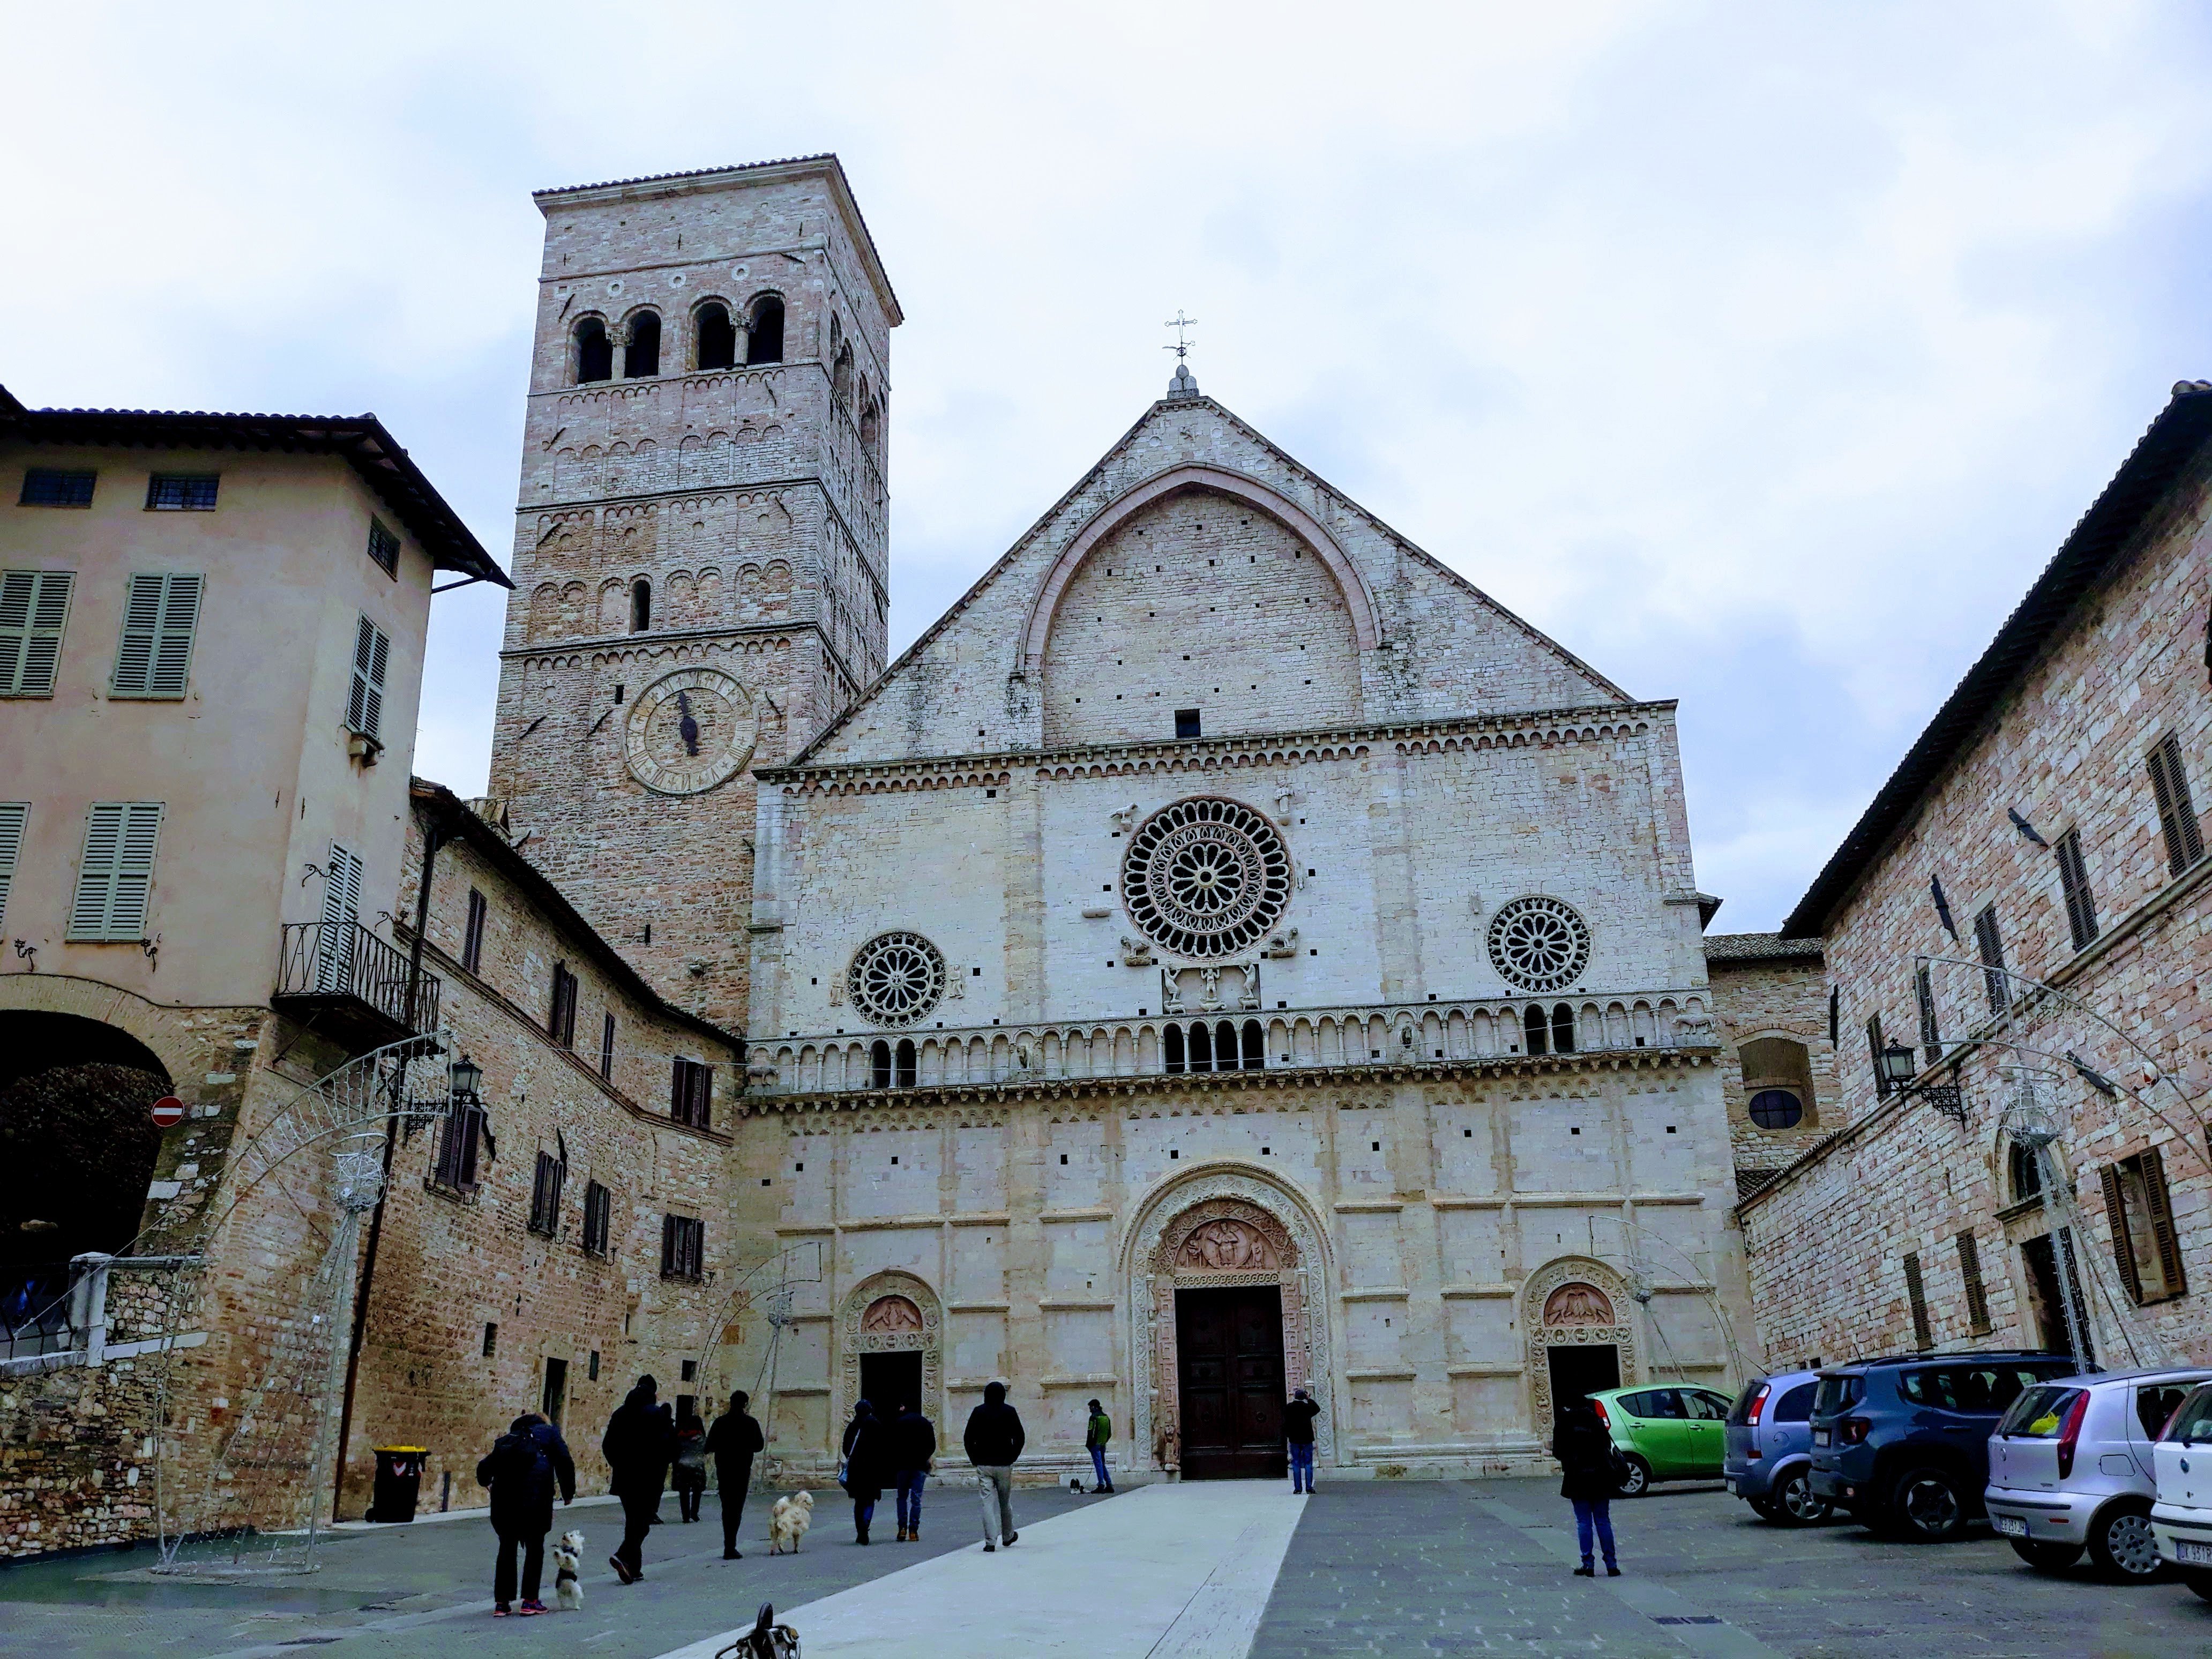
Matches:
[1,1477,2206,1657]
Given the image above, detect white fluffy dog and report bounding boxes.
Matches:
[551,1529,585,1611]
[768,1490,814,1555]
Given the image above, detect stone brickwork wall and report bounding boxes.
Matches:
[1702,940,1837,1187]
[1743,427,2212,1372]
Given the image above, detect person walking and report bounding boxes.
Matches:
[840,1398,890,1544]
[1082,1399,1115,1494]
[1552,1398,1621,1578]
[891,1397,936,1541]
[601,1375,676,1585]
[475,1410,575,1616]
[704,1390,765,1559]
[671,1404,707,1523]
[1283,1386,1321,1494]
[963,1380,1026,1552]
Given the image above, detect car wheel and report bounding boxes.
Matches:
[1747,1496,1782,1521]
[2085,1502,2164,1582]
[1890,1467,1968,1542]
[1614,1455,1651,1498]
[2185,1568,2212,1604]
[2007,1538,2084,1572]
[1772,1468,1832,1526]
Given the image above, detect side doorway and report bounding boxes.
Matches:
[1545,1343,1620,1430]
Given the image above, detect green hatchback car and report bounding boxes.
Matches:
[1586,1384,1735,1495]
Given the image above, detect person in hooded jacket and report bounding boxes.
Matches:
[601,1375,677,1585]
[890,1398,937,1541]
[840,1398,891,1543]
[475,1410,576,1615]
[962,1380,1026,1552]
[704,1390,765,1559]
[1551,1397,1621,1577]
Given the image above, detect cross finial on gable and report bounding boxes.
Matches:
[1163,311,1201,398]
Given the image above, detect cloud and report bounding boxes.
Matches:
[8,0,2211,926]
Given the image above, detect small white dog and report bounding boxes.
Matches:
[551,1529,585,1611]
[768,1490,814,1555]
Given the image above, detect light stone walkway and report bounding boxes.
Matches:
[653,1481,1305,1659]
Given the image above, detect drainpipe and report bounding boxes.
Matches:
[332,801,448,1521]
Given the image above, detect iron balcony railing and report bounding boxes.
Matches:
[275,920,440,1037]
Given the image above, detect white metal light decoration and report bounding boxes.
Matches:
[848,931,947,1026]
[1487,895,1592,993]
[1120,797,1292,960]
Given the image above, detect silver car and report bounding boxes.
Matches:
[1984,1365,2211,1581]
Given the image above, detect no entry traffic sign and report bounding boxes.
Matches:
[151,1096,185,1129]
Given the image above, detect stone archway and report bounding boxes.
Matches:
[836,1270,943,1440]
[1523,1257,1638,1427]
[1126,1169,1334,1470]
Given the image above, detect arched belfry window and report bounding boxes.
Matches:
[624,312,661,378]
[1187,1021,1213,1072]
[870,1041,892,1089]
[696,303,736,371]
[574,317,611,384]
[630,579,651,633]
[747,296,784,364]
[832,342,853,409]
[1241,1020,1265,1070]
[1524,1004,1549,1056]
[1551,1003,1576,1055]
[860,398,880,450]
[894,1039,917,1089]
[1163,1025,1186,1074]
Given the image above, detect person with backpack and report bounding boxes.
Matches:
[475,1410,576,1616]
[891,1398,936,1541]
[671,1405,708,1523]
[704,1391,766,1559]
[1551,1397,1621,1577]
[1082,1399,1115,1493]
[601,1376,677,1585]
[1283,1387,1321,1494]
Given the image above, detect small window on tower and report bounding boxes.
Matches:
[1175,708,1201,739]
[631,579,651,633]
[574,317,612,384]
[624,311,662,378]
[695,302,736,371]
[747,295,785,364]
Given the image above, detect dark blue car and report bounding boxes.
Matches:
[1809,1351,2082,1541]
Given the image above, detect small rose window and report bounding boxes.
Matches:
[847,931,946,1026]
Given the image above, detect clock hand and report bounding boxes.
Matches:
[676,690,700,757]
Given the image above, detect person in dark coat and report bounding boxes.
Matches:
[841,1398,891,1543]
[962,1380,1026,1551]
[601,1375,677,1584]
[1551,1398,1621,1576]
[671,1406,707,1523]
[704,1390,765,1559]
[891,1398,937,1541]
[475,1411,576,1615]
[1282,1387,1321,1494]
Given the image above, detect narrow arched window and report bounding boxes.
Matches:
[574,317,611,384]
[832,342,853,409]
[1242,1019,1265,1070]
[1188,1021,1213,1072]
[1523,1004,1549,1056]
[2009,1140,2043,1204]
[630,579,651,633]
[747,296,784,364]
[1216,1020,1238,1071]
[695,303,735,371]
[1163,1024,1185,1074]
[624,312,661,378]
[871,1041,892,1089]
[1551,1003,1576,1055]
[860,399,880,450]
[894,1038,916,1089]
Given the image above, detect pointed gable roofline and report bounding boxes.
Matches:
[789,392,1627,767]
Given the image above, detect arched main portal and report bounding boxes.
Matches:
[836,1271,944,1440]
[1126,1167,1334,1475]
[1523,1257,1638,1430]
[0,1011,171,1271]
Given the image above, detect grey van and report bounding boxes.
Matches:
[1724,1370,1830,1524]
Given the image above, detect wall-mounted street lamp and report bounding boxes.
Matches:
[1877,1038,1966,1120]
[449,1054,482,1103]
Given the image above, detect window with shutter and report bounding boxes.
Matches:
[2148,734,2204,877]
[462,887,488,973]
[2105,1149,2186,1304]
[1903,1252,1932,1349]
[1973,906,2006,1013]
[660,1215,703,1280]
[582,1180,612,1257]
[670,1058,712,1127]
[2054,829,2098,951]
[2099,1163,2146,1305]
[0,570,73,697]
[549,963,578,1048]
[433,1103,484,1192]
[313,844,364,991]
[112,572,203,698]
[68,802,163,940]
[1915,965,1941,1062]
[529,1151,564,1237]
[600,1011,616,1080]
[0,803,26,930]
[2140,1146,2186,1301]
[1956,1231,1991,1334]
[345,615,391,741]
[1864,1014,1885,1092]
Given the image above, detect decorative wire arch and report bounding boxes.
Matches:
[676,1241,824,1487]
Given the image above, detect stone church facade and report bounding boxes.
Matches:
[492,157,1754,1480]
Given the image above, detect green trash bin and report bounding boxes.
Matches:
[370,1446,428,1522]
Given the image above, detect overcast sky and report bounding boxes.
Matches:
[9,2,2211,930]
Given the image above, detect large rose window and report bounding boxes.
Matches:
[847,931,946,1026]
[1120,798,1291,960]
[1486,895,1592,993]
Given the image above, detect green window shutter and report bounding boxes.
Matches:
[346,615,390,740]
[0,802,27,929]
[0,570,73,696]
[69,801,163,940]
[114,573,203,697]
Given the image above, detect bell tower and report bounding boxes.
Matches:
[487,155,899,1030]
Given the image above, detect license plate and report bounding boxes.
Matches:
[1813,1429,1830,1446]
[1992,1515,2028,1538]
[2180,1541,2212,1566]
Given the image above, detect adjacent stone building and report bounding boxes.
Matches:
[1738,384,2212,1374]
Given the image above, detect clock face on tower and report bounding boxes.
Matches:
[623,667,759,796]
